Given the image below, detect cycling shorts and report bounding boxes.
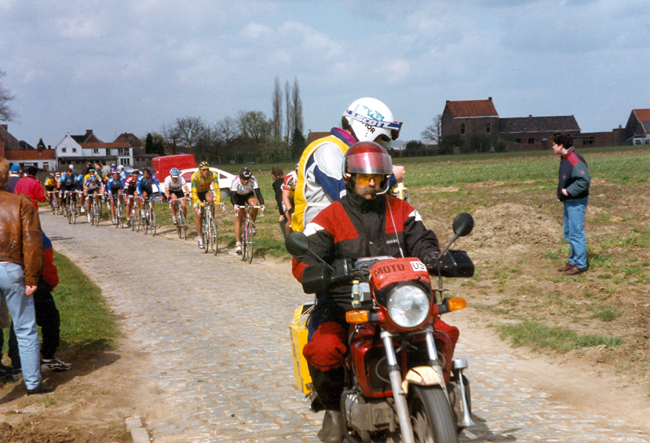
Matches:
[140,184,153,196]
[169,190,185,199]
[125,186,137,196]
[233,192,255,206]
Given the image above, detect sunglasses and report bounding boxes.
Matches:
[355,174,384,186]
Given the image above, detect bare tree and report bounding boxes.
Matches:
[285,80,293,143]
[215,116,240,143]
[271,77,283,140]
[421,114,442,144]
[163,116,208,154]
[0,70,17,122]
[237,111,270,143]
[160,123,181,155]
[291,77,303,135]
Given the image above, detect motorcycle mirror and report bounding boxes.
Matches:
[285,232,310,256]
[452,213,474,237]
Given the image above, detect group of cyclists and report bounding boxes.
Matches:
[44,161,268,255]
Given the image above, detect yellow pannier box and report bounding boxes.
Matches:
[290,302,313,394]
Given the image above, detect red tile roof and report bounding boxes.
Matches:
[80,142,132,149]
[4,150,56,160]
[445,99,499,117]
[633,109,650,123]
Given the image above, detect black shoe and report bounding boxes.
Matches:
[27,383,54,395]
[320,410,344,443]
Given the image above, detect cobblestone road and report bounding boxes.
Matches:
[41,212,650,443]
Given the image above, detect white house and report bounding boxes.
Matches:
[55,129,138,169]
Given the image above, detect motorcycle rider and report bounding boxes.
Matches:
[291,141,460,443]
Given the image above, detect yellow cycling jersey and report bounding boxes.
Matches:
[44,177,57,187]
[191,170,220,205]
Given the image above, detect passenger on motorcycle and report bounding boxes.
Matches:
[165,167,189,225]
[230,166,265,255]
[291,142,459,443]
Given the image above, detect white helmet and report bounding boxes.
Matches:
[343,97,402,147]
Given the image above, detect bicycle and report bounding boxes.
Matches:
[170,196,190,240]
[240,204,262,263]
[127,195,141,232]
[201,202,224,255]
[87,194,103,226]
[64,191,77,225]
[112,194,126,229]
[47,190,59,214]
[142,196,159,236]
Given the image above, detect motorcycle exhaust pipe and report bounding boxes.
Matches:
[453,358,475,428]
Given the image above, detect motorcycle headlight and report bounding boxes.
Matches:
[386,284,430,329]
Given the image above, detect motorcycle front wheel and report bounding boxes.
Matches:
[409,385,458,443]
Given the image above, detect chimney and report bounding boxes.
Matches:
[529,115,533,118]
[1,124,7,130]
[488,97,492,101]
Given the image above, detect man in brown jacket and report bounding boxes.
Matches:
[0,157,53,395]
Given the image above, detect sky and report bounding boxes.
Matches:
[1,0,649,148]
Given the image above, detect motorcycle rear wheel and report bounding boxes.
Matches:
[409,385,458,443]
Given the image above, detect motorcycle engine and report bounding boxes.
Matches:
[343,390,395,433]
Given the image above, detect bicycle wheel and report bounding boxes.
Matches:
[67,199,72,224]
[143,207,149,235]
[209,219,218,255]
[202,213,209,253]
[179,209,188,240]
[174,204,182,238]
[151,204,156,236]
[71,200,77,224]
[94,200,101,227]
[245,220,254,263]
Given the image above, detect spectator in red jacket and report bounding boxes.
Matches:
[14,166,46,210]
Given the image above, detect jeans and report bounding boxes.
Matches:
[0,263,42,389]
[563,197,588,270]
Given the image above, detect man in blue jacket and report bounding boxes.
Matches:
[553,131,590,275]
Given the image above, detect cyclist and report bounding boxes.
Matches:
[83,175,104,222]
[190,161,220,249]
[164,167,190,225]
[230,167,265,255]
[106,170,125,224]
[124,169,140,226]
[116,164,128,181]
[44,171,58,208]
[136,168,162,216]
[57,169,77,210]
[281,163,298,235]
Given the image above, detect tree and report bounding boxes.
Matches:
[161,123,181,155]
[285,80,293,143]
[291,77,303,135]
[421,114,442,144]
[468,132,492,153]
[0,69,16,122]
[439,134,463,155]
[290,127,306,160]
[238,111,271,162]
[271,77,283,140]
[405,140,425,151]
[145,132,165,155]
[174,116,208,152]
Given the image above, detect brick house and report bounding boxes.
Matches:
[623,109,650,145]
[0,124,57,170]
[441,98,629,151]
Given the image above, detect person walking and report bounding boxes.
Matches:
[270,166,287,238]
[0,157,53,395]
[553,131,591,276]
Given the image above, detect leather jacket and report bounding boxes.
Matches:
[0,188,43,286]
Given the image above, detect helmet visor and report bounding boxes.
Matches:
[346,151,392,175]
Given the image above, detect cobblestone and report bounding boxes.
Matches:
[41,212,650,443]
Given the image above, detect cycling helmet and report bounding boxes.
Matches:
[170,168,180,178]
[343,97,402,147]
[239,167,252,180]
[89,176,98,182]
[342,141,393,186]
[111,164,117,169]
[117,165,124,171]
[295,163,299,170]
[199,161,209,169]
[55,172,61,177]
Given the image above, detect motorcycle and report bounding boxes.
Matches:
[286,212,476,443]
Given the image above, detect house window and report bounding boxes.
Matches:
[119,158,130,166]
[645,139,649,145]
[635,139,641,145]
[460,124,466,135]
[486,123,491,134]
[528,138,535,144]
[515,138,521,143]
[93,149,99,154]
[62,148,67,153]
[72,148,77,153]
[118,148,128,155]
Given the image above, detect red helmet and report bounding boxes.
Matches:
[343,141,393,182]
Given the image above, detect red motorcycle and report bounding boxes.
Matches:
[286,213,476,443]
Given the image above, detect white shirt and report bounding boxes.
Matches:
[164,175,187,192]
[230,176,260,195]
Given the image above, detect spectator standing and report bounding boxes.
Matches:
[553,131,591,276]
[8,232,71,374]
[14,165,46,210]
[271,166,287,238]
[0,157,52,394]
[6,164,21,193]
[281,164,298,235]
